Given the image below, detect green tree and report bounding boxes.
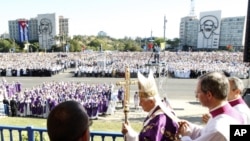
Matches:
[69,39,82,52]
[73,35,83,41]
[154,37,165,46]
[123,40,141,51]
[166,38,180,49]
[0,39,19,52]
[88,39,101,47]
[29,42,39,52]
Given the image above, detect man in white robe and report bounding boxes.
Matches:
[202,76,250,124]
[227,76,250,124]
[178,72,244,141]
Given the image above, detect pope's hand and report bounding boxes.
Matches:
[121,122,131,135]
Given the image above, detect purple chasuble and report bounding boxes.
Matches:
[139,106,178,141]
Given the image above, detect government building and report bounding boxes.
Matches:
[179,10,245,51]
[8,13,69,51]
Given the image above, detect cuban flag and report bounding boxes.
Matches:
[18,20,29,42]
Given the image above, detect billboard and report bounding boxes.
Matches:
[197,11,221,49]
[37,13,57,50]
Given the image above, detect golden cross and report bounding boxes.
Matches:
[116,65,137,123]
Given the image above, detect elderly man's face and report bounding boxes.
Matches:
[204,20,214,32]
[41,22,49,32]
[139,97,154,112]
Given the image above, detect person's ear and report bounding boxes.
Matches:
[206,91,213,100]
[235,89,241,95]
[80,129,90,141]
[149,99,155,105]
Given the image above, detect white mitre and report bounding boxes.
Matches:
[137,70,180,123]
[137,70,159,99]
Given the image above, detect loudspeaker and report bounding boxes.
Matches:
[244,0,250,62]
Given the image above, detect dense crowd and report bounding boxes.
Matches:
[0,51,249,79]
[73,51,250,79]
[75,52,249,78]
[0,78,119,119]
[0,51,249,120]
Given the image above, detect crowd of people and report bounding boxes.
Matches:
[44,71,250,141]
[0,51,249,79]
[1,51,250,141]
[0,78,118,119]
[74,51,250,79]
[0,53,69,77]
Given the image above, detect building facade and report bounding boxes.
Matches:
[197,10,221,49]
[219,16,245,51]
[179,10,245,50]
[37,13,58,51]
[9,19,28,42]
[59,16,69,37]
[8,13,69,51]
[179,16,199,50]
[27,18,39,41]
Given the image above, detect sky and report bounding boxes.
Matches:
[0,0,248,39]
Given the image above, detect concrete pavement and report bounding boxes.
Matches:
[99,99,207,125]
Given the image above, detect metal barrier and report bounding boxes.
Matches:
[0,125,124,141]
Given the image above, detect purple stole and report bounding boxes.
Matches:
[143,106,160,123]
[210,103,243,124]
[139,106,178,141]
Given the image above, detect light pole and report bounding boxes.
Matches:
[12,38,15,52]
[62,32,65,52]
[163,15,167,41]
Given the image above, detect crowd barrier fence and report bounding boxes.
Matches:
[0,125,124,141]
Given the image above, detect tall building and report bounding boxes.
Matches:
[179,16,199,49]
[59,16,69,36]
[197,10,221,49]
[37,13,58,51]
[8,13,69,51]
[28,18,38,41]
[58,16,69,50]
[219,16,245,51]
[9,19,29,42]
[179,10,245,50]
[9,18,38,42]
